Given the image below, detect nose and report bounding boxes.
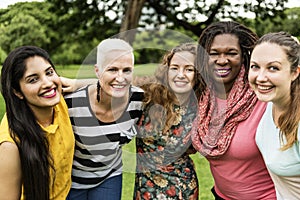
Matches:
[176,68,185,78]
[256,69,268,82]
[42,76,53,87]
[215,55,228,65]
[115,70,125,82]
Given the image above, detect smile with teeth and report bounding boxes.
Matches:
[41,88,56,97]
[112,85,126,89]
[215,68,231,77]
[257,85,273,91]
[175,81,188,86]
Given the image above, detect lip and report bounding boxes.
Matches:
[174,80,188,87]
[111,84,127,89]
[256,84,274,94]
[214,68,231,77]
[40,88,57,98]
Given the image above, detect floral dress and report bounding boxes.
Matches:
[134,99,199,200]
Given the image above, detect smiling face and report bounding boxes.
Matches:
[208,34,243,92]
[249,42,299,106]
[16,56,61,114]
[96,50,134,99]
[168,51,195,96]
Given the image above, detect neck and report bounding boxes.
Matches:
[176,92,191,107]
[34,107,54,127]
[90,84,129,111]
[214,83,233,100]
[272,102,288,127]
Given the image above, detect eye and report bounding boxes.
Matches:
[269,66,279,71]
[28,76,38,83]
[227,52,238,56]
[107,67,118,72]
[169,66,178,71]
[46,68,55,76]
[250,64,259,69]
[185,67,195,72]
[123,67,133,74]
[209,52,218,56]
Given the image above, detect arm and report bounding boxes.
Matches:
[0,142,22,200]
[60,76,97,93]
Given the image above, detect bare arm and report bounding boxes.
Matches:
[0,142,22,200]
[60,77,98,93]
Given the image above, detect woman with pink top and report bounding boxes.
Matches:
[191,21,276,199]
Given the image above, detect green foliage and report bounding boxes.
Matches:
[0,2,56,53]
[0,47,7,64]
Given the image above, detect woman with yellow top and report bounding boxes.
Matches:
[0,46,75,200]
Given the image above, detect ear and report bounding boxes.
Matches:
[13,89,24,100]
[292,65,300,81]
[94,64,102,79]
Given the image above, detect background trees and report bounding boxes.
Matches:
[0,0,299,65]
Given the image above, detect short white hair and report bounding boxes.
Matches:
[96,38,134,70]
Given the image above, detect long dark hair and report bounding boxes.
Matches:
[197,21,258,86]
[255,32,300,150]
[1,46,55,200]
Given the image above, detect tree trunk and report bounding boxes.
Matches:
[119,0,146,44]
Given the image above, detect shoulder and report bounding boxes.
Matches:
[131,85,144,93]
[130,85,144,102]
[0,114,15,144]
[0,142,20,169]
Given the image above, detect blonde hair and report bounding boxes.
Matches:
[96,38,134,70]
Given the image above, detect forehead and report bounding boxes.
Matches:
[252,42,287,62]
[23,56,51,75]
[170,51,195,65]
[211,34,240,50]
[103,51,133,67]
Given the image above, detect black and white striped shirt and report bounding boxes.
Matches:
[64,85,143,189]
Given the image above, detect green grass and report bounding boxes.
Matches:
[0,64,214,199]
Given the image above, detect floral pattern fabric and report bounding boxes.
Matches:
[134,100,199,200]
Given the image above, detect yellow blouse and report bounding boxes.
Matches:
[0,98,75,200]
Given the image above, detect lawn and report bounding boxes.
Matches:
[0,64,214,200]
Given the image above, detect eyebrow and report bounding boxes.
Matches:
[25,66,52,79]
[251,60,282,65]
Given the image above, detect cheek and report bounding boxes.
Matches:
[125,74,133,82]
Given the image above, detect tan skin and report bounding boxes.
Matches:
[0,142,22,200]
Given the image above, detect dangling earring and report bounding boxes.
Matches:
[97,80,101,102]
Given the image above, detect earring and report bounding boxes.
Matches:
[97,81,100,102]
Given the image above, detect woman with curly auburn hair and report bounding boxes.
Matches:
[134,43,202,200]
[249,31,300,199]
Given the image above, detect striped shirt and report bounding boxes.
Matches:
[64,85,143,189]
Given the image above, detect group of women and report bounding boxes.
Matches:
[0,20,299,200]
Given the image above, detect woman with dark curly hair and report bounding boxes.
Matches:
[191,21,276,199]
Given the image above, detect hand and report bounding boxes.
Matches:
[60,76,77,93]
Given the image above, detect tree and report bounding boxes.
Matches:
[119,0,146,44]
[45,0,289,42]
[0,2,55,54]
